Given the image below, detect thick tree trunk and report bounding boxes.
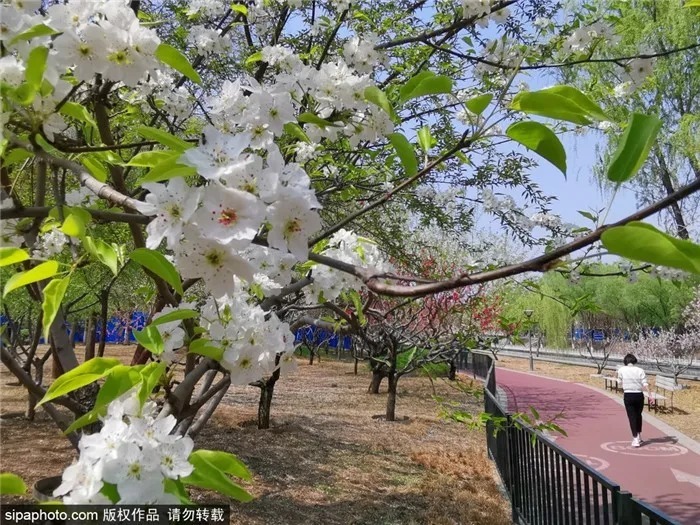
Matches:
[386,373,398,422]
[257,365,281,430]
[84,314,96,361]
[258,383,275,430]
[308,348,314,365]
[97,291,109,358]
[448,360,457,381]
[354,358,359,375]
[369,369,385,394]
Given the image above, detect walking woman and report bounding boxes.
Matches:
[617,353,650,447]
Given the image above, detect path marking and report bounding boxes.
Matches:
[600,441,689,457]
[671,468,700,489]
[576,455,610,472]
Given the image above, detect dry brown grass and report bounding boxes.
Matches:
[495,355,700,440]
[1,345,511,525]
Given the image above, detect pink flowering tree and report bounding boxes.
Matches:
[634,287,700,384]
[2,0,700,508]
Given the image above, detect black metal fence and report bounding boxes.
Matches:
[458,350,681,525]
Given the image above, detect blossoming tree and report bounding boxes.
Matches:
[2,0,700,507]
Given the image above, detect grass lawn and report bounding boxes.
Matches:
[1,345,511,525]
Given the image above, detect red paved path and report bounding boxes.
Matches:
[496,368,700,525]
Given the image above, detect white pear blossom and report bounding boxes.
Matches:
[135,178,201,250]
[266,197,322,261]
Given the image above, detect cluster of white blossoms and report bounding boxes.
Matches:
[305,230,393,303]
[48,0,161,86]
[54,390,193,504]
[343,34,384,74]
[613,57,656,96]
[212,46,393,149]
[461,0,510,26]
[199,294,297,384]
[562,21,620,54]
[135,128,322,298]
[31,228,69,259]
[187,25,233,57]
[530,212,563,230]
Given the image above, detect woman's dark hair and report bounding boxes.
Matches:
[624,353,638,366]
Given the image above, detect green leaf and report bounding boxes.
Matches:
[130,248,184,296]
[138,361,166,408]
[364,86,397,121]
[0,247,30,268]
[388,133,418,176]
[506,121,567,175]
[578,210,597,222]
[2,148,32,166]
[538,86,608,121]
[511,90,594,125]
[0,473,27,495]
[283,122,311,144]
[83,236,119,275]
[417,125,433,153]
[59,102,97,128]
[601,222,700,275]
[189,339,224,361]
[64,365,143,434]
[182,453,253,502]
[348,289,366,326]
[298,112,338,128]
[155,43,202,85]
[126,150,178,168]
[163,478,192,504]
[139,161,197,183]
[80,155,109,183]
[245,51,263,66]
[684,0,700,7]
[189,450,251,481]
[25,46,48,91]
[152,309,199,326]
[8,24,59,46]
[466,94,493,116]
[399,71,452,103]
[136,127,192,152]
[606,113,662,183]
[133,325,164,355]
[60,213,87,238]
[3,261,60,297]
[42,277,70,340]
[39,357,122,406]
[418,126,435,153]
[231,3,248,15]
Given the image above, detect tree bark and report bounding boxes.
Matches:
[448,359,457,381]
[368,369,385,393]
[97,290,109,358]
[386,373,398,422]
[84,313,96,361]
[308,347,314,365]
[655,147,690,239]
[257,365,281,430]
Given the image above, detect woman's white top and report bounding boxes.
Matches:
[617,364,648,393]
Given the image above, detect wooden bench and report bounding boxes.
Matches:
[597,375,621,392]
[645,375,683,413]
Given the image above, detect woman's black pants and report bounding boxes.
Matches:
[623,392,645,436]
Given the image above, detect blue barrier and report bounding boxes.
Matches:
[294,326,352,350]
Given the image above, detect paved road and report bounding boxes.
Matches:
[496,368,700,525]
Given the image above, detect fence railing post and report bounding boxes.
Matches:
[616,490,642,525]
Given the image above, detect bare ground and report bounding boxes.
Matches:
[495,355,700,441]
[1,346,511,525]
